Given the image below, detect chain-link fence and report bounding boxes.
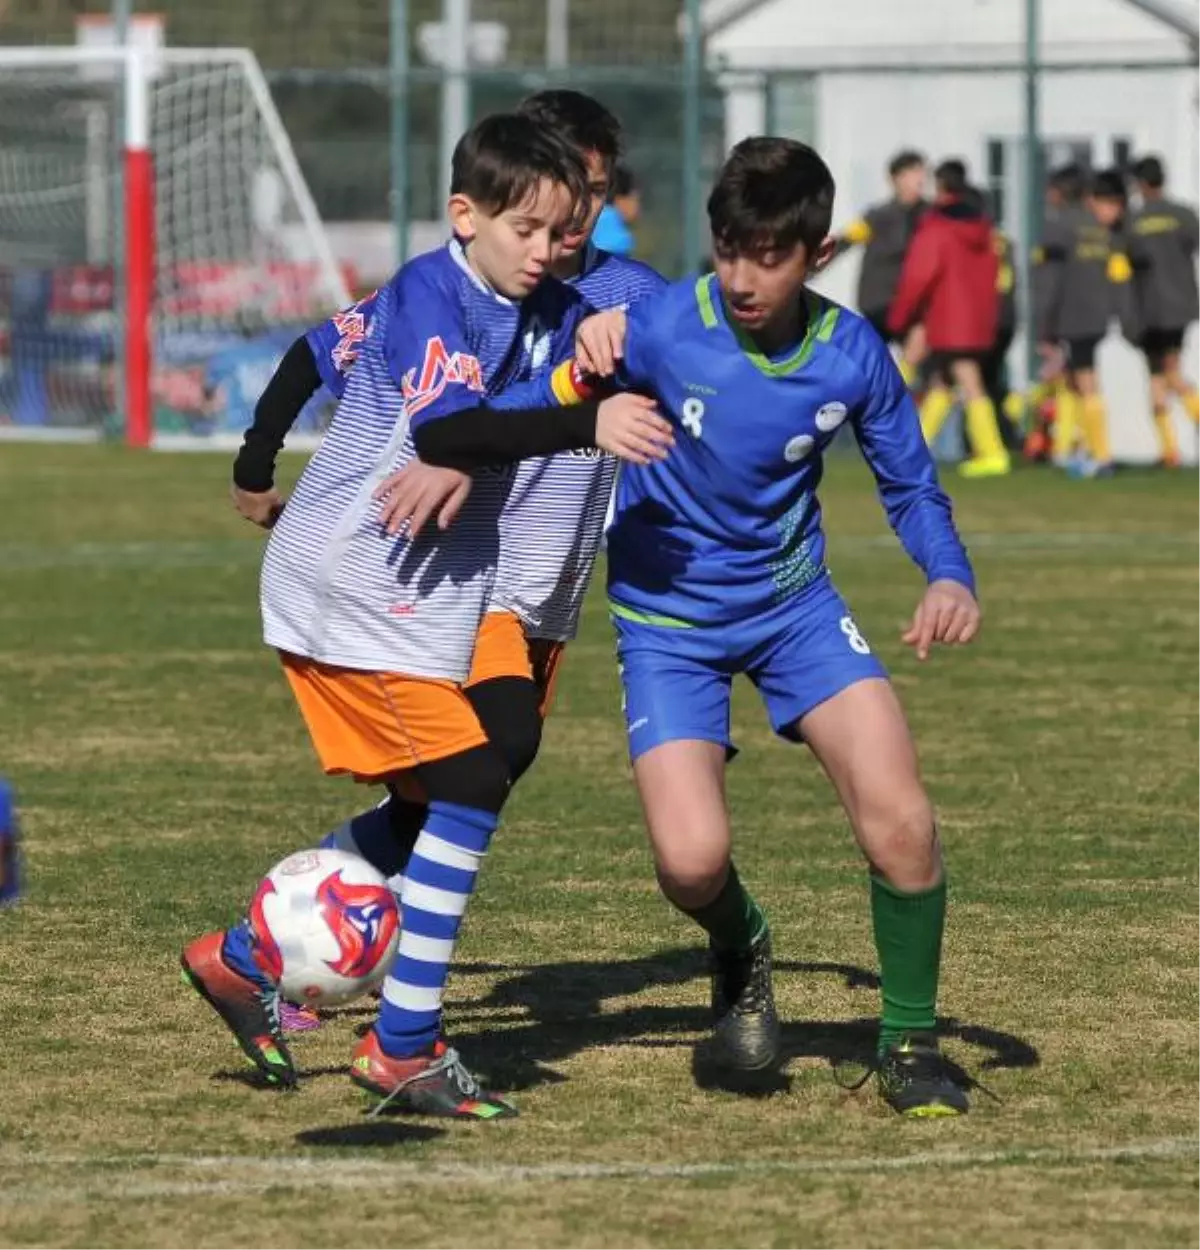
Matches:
[2,0,1196,459]
[0,0,722,281]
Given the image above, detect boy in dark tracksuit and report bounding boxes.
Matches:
[835,149,928,383]
[983,215,1021,451]
[1128,155,1200,464]
[1034,167,1130,473]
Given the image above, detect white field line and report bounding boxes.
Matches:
[3,1137,1195,1205]
[0,426,101,443]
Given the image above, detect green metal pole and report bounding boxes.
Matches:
[390,0,410,269]
[1021,0,1040,390]
[681,0,703,275]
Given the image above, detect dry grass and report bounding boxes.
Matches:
[0,446,1195,1247]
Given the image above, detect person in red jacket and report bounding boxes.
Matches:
[888,159,1008,477]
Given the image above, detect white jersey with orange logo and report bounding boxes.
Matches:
[261,242,585,679]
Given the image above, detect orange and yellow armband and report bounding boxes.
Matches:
[549,358,599,407]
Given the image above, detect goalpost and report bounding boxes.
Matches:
[0,40,351,447]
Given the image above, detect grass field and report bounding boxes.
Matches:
[0,444,1196,1249]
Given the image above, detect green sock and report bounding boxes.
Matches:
[678,862,767,952]
[870,873,946,1054]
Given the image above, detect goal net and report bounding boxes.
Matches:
[0,45,351,446]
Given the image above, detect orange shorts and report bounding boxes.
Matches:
[467,610,567,718]
[280,651,487,783]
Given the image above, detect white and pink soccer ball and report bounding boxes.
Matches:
[247,848,400,1007]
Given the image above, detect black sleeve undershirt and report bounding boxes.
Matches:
[232,335,322,492]
[412,401,600,471]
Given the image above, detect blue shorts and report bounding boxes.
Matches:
[612,577,888,762]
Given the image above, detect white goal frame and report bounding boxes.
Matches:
[0,45,350,446]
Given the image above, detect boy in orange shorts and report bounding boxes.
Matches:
[181,111,671,1118]
[227,92,666,1035]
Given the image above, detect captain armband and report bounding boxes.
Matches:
[549,359,600,407]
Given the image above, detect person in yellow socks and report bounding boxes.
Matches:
[1127,155,1200,467]
[972,189,1022,455]
[1033,166,1128,477]
[888,159,1008,477]
[831,150,929,385]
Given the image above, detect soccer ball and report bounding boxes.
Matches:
[247,848,401,1007]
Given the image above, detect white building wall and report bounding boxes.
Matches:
[707,0,1192,67]
[710,0,1200,463]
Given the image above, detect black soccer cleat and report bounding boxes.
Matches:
[709,930,781,1071]
[875,1032,969,1118]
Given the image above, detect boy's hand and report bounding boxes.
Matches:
[902,579,980,661]
[595,393,674,465]
[231,485,285,529]
[576,309,627,377]
[375,461,473,537]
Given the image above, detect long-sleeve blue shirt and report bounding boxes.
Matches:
[500,272,975,627]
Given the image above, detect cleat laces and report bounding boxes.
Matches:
[367,1046,482,1119]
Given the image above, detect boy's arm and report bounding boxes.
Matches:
[464,291,664,417]
[1183,206,1200,258]
[886,220,938,337]
[832,205,877,259]
[413,397,601,469]
[378,388,670,536]
[395,285,594,467]
[852,342,976,595]
[1032,218,1067,343]
[617,292,666,391]
[414,382,671,470]
[232,334,323,493]
[307,289,380,398]
[407,288,671,471]
[232,290,381,496]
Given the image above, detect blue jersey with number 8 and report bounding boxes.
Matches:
[606,273,975,628]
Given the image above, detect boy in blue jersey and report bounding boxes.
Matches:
[182,112,671,1115]
[542,138,982,1116]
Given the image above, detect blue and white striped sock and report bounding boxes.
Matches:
[375,800,496,1058]
[320,798,410,881]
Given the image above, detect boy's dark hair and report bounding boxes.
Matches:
[888,149,925,178]
[1132,154,1165,189]
[1090,167,1127,202]
[961,184,995,216]
[707,137,835,257]
[934,159,969,195]
[609,163,637,200]
[450,112,589,218]
[1049,163,1086,203]
[516,90,622,171]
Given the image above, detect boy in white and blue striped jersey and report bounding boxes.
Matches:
[181,110,671,1118]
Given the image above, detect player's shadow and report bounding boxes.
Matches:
[295,1122,445,1149]
[442,948,1039,1097]
[211,1063,348,1090]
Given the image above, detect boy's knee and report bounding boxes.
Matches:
[414,744,512,815]
[858,799,941,889]
[493,712,543,783]
[655,854,728,911]
[467,677,544,784]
